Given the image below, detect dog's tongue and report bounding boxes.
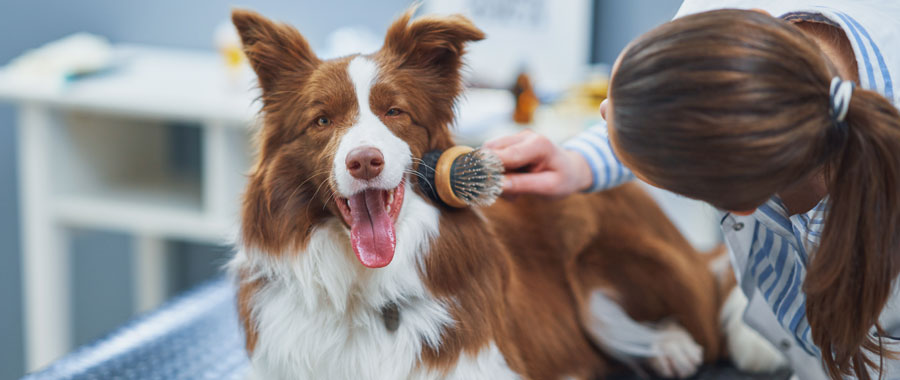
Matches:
[349,189,396,268]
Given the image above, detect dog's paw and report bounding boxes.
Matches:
[721,288,788,373]
[648,323,703,379]
[725,317,788,372]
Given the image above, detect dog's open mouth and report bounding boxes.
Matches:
[335,178,406,268]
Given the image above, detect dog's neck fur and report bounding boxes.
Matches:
[231,188,458,378]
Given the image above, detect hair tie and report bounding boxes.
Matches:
[829,77,855,126]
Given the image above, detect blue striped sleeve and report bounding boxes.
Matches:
[562,120,635,192]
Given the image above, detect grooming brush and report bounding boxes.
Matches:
[416,146,505,208]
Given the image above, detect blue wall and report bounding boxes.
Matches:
[594,0,683,64]
[0,103,24,379]
[0,1,681,377]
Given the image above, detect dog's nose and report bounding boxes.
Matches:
[346,146,384,180]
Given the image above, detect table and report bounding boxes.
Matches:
[20,277,792,379]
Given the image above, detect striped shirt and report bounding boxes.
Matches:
[565,6,898,359]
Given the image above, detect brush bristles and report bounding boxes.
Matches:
[449,148,504,207]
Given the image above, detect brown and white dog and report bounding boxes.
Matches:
[228,8,785,380]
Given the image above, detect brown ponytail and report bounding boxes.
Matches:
[608,9,900,379]
[809,88,900,379]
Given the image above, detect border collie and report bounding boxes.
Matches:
[228,8,784,380]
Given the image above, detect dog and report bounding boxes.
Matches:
[228,8,786,380]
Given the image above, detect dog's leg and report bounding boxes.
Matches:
[719,287,788,372]
[439,342,522,380]
[567,234,722,369]
[585,289,703,379]
[566,229,724,378]
[709,253,788,373]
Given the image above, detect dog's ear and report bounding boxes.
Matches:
[382,9,485,77]
[232,9,320,95]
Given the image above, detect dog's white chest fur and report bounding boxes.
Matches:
[231,191,519,380]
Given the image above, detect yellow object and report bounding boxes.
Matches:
[549,74,609,118]
[221,45,246,68]
[578,76,609,110]
[214,21,247,80]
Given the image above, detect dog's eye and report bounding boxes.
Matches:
[385,108,402,117]
[316,117,331,127]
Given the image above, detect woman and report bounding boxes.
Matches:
[485,2,900,380]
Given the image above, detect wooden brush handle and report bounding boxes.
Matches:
[435,145,473,208]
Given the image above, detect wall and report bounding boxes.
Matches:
[0,102,24,379]
[593,0,683,64]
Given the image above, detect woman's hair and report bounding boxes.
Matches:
[610,9,900,379]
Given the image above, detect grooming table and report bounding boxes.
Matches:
[20,277,792,380]
[20,278,249,380]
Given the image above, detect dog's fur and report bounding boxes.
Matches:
[229,9,784,380]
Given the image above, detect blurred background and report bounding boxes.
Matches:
[0,1,703,378]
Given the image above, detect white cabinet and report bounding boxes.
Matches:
[0,45,258,371]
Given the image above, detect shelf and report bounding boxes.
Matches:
[54,190,235,245]
[51,148,241,244]
[0,44,260,125]
[41,110,245,244]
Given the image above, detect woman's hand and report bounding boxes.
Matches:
[483,130,593,197]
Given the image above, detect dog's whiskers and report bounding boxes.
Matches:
[296,169,331,188]
[404,169,435,195]
[411,157,436,172]
[307,176,334,216]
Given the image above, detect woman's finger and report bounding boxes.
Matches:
[502,172,561,195]
[492,133,553,170]
[483,130,533,150]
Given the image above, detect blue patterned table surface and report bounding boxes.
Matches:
[22,278,250,380]
[21,276,791,380]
